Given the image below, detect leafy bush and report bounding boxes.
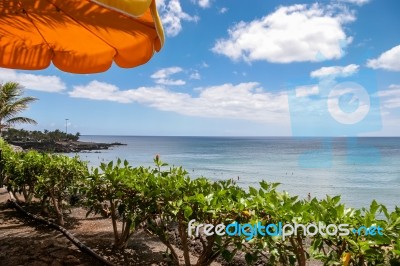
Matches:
[1,138,399,265]
[147,156,249,265]
[4,128,80,142]
[0,138,14,188]
[81,159,157,249]
[3,150,45,203]
[35,154,88,225]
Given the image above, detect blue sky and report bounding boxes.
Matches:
[1,0,399,136]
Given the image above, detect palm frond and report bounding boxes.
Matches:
[0,81,37,129]
[6,117,37,125]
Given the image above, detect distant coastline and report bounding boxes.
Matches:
[2,128,126,153]
[7,139,126,153]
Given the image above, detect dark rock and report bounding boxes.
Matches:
[7,140,125,153]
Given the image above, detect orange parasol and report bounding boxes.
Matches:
[0,0,164,74]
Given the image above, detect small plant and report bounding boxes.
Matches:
[4,150,45,203]
[82,159,157,249]
[35,154,88,225]
[147,156,248,266]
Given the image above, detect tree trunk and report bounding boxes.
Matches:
[110,200,119,245]
[50,191,64,226]
[178,217,191,266]
[115,219,135,250]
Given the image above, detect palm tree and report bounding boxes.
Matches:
[0,82,37,136]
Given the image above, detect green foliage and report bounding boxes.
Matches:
[0,82,37,136]
[0,138,14,188]
[146,156,249,266]
[4,150,45,203]
[1,139,88,225]
[4,128,80,142]
[81,159,157,249]
[1,140,399,265]
[35,154,88,225]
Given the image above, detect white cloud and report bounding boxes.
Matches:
[151,67,182,79]
[69,81,136,103]
[157,0,199,37]
[0,68,66,92]
[367,45,400,72]
[377,84,400,109]
[194,0,211,8]
[189,70,201,80]
[201,62,209,68]
[69,81,289,124]
[295,85,319,97]
[338,0,370,5]
[212,3,355,63]
[310,64,359,78]
[219,7,228,14]
[151,67,186,86]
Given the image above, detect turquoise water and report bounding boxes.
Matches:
[71,136,400,211]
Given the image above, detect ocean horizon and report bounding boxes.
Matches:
[71,135,400,211]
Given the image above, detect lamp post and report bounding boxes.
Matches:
[65,118,69,135]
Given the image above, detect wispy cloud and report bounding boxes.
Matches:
[192,0,211,8]
[219,7,228,14]
[0,69,66,92]
[201,62,209,68]
[367,45,400,72]
[212,3,355,63]
[310,64,359,78]
[151,67,186,86]
[295,85,319,97]
[189,70,201,80]
[157,0,199,37]
[69,81,289,124]
[338,0,370,6]
[377,84,400,109]
[69,81,139,103]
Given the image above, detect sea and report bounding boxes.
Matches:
[69,136,400,211]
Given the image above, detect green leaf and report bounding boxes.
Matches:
[260,181,270,191]
[370,200,379,216]
[332,195,341,205]
[245,253,256,265]
[221,250,234,262]
[249,187,258,196]
[183,206,193,219]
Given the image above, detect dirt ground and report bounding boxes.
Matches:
[0,188,323,266]
[0,187,222,266]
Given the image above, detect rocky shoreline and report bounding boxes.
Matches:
[6,140,126,153]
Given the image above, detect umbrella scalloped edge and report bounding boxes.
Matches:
[0,0,165,74]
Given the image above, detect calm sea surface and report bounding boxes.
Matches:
[70,136,400,211]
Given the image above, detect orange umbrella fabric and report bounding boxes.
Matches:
[0,0,164,74]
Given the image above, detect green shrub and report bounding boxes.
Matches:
[146,156,249,266]
[35,154,88,225]
[1,140,399,265]
[81,159,158,249]
[4,150,45,203]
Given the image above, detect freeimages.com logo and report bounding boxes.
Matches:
[188,219,384,241]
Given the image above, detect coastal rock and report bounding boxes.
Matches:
[9,144,24,152]
[6,140,126,153]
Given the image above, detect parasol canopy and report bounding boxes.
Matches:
[0,0,164,74]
